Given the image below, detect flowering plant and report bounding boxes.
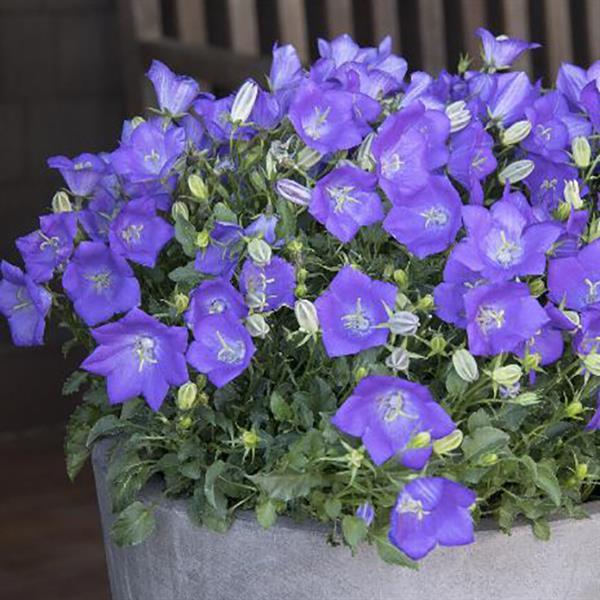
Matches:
[3,29,600,565]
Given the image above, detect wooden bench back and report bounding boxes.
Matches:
[118,0,600,113]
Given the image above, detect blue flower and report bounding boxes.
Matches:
[47,153,106,196]
[309,165,384,243]
[62,242,141,326]
[0,261,51,346]
[186,313,255,387]
[332,375,455,469]
[194,222,243,278]
[476,28,540,70]
[356,502,375,526]
[389,477,476,560]
[239,256,295,312]
[315,265,396,357]
[81,308,188,410]
[147,60,200,115]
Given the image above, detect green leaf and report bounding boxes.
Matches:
[341,515,368,548]
[324,498,342,520]
[534,462,561,506]
[168,261,202,285]
[462,426,510,462]
[274,196,296,238]
[532,519,551,541]
[270,391,293,421]
[250,471,323,501]
[256,500,278,529]
[174,215,198,257]
[204,460,227,511]
[65,423,91,481]
[445,370,468,396]
[110,501,156,548]
[86,415,124,447]
[374,536,419,569]
[212,202,237,223]
[62,371,89,395]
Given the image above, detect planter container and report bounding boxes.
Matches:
[93,441,600,600]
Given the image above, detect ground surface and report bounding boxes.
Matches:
[0,427,109,600]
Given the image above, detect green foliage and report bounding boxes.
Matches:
[110,501,156,547]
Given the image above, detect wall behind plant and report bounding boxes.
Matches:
[0,0,125,432]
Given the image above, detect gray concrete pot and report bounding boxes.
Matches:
[92,441,600,600]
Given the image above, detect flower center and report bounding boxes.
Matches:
[584,279,600,305]
[209,298,227,314]
[121,223,144,245]
[216,331,245,365]
[380,153,403,177]
[541,178,557,191]
[536,124,553,142]
[421,206,449,229]
[341,298,372,336]
[379,391,416,423]
[476,305,505,333]
[396,494,430,521]
[471,151,487,171]
[493,230,523,267]
[134,336,158,371]
[304,106,330,140]
[327,185,359,214]
[74,160,93,171]
[144,149,161,164]
[12,287,32,312]
[85,271,112,292]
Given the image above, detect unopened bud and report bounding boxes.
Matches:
[276,179,311,206]
[246,314,270,338]
[479,452,498,466]
[249,169,267,192]
[296,146,322,170]
[356,132,375,170]
[582,352,600,376]
[241,428,260,449]
[445,100,471,132]
[408,431,432,449]
[188,174,208,201]
[430,335,446,354]
[287,239,303,255]
[393,269,408,288]
[355,367,368,382]
[576,463,589,480]
[347,447,364,469]
[231,80,258,124]
[492,365,522,387]
[178,415,193,429]
[247,238,272,266]
[433,429,464,455]
[196,230,210,248]
[453,349,479,383]
[388,311,419,335]
[416,294,434,312]
[528,278,546,297]
[171,201,189,221]
[501,120,532,145]
[566,400,584,418]
[564,179,584,209]
[386,347,410,371]
[176,382,198,411]
[555,201,571,221]
[499,159,534,184]
[295,283,307,297]
[521,352,540,372]
[572,136,591,168]
[174,293,189,314]
[52,191,72,213]
[294,299,319,334]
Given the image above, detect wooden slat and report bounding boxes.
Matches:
[501,0,533,75]
[176,0,207,44]
[228,0,260,55]
[586,0,600,61]
[460,0,487,61]
[276,0,310,63]
[325,0,354,40]
[131,0,162,38]
[543,0,573,79]
[372,0,401,52]
[418,0,447,72]
[140,38,271,89]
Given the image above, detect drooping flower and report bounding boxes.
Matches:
[62,242,141,326]
[185,278,248,334]
[16,213,78,283]
[332,375,455,469]
[81,308,188,410]
[309,164,384,242]
[288,79,379,153]
[518,323,564,367]
[147,60,200,115]
[455,198,561,281]
[244,214,280,246]
[485,71,537,126]
[356,502,375,526]
[108,197,174,268]
[548,240,600,311]
[464,282,549,356]
[186,313,255,387]
[47,153,106,196]
[194,222,243,278]
[0,261,51,346]
[389,477,476,560]
[239,256,295,312]
[383,175,462,258]
[111,118,186,185]
[476,28,540,70]
[315,265,396,357]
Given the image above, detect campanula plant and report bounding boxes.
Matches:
[3,29,600,566]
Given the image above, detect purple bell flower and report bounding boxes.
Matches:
[315,265,396,357]
[80,188,124,243]
[0,261,51,346]
[239,256,295,312]
[16,213,78,283]
[476,28,540,70]
[62,241,141,326]
[389,477,476,560]
[244,214,280,246]
[186,313,255,388]
[356,502,375,527]
[309,165,384,243]
[81,308,189,410]
[185,278,248,335]
[109,197,174,268]
[147,60,200,114]
[517,323,564,367]
[47,153,106,196]
[332,375,455,469]
[586,394,600,431]
[464,281,549,356]
[270,44,303,94]
[574,310,600,356]
[194,222,243,278]
[383,176,462,259]
[486,72,537,126]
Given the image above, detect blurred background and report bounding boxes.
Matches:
[0,1,597,598]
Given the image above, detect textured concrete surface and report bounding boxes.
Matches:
[93,442,600,600]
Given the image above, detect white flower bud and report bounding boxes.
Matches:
[501,120,532,145]
[433,429,464,455]
[388,311,419,335]
[445,100,471,133]
[296,146,322,170]
[498,159,535,184]
[51,191,72,213]
[452,349,479,383]
[171,201,189,221]
[385,347,410,371]
[564,179,584,209]
[275,179,311,206]
[492,364,522,387]
[246,313,270,338]
[247,238,272,267]
[231,80,258,124]
[188,174,208,201]
[356,132,376,170]
[176,382,198,411]
[572,136,591,168]
[294,299,319,334]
